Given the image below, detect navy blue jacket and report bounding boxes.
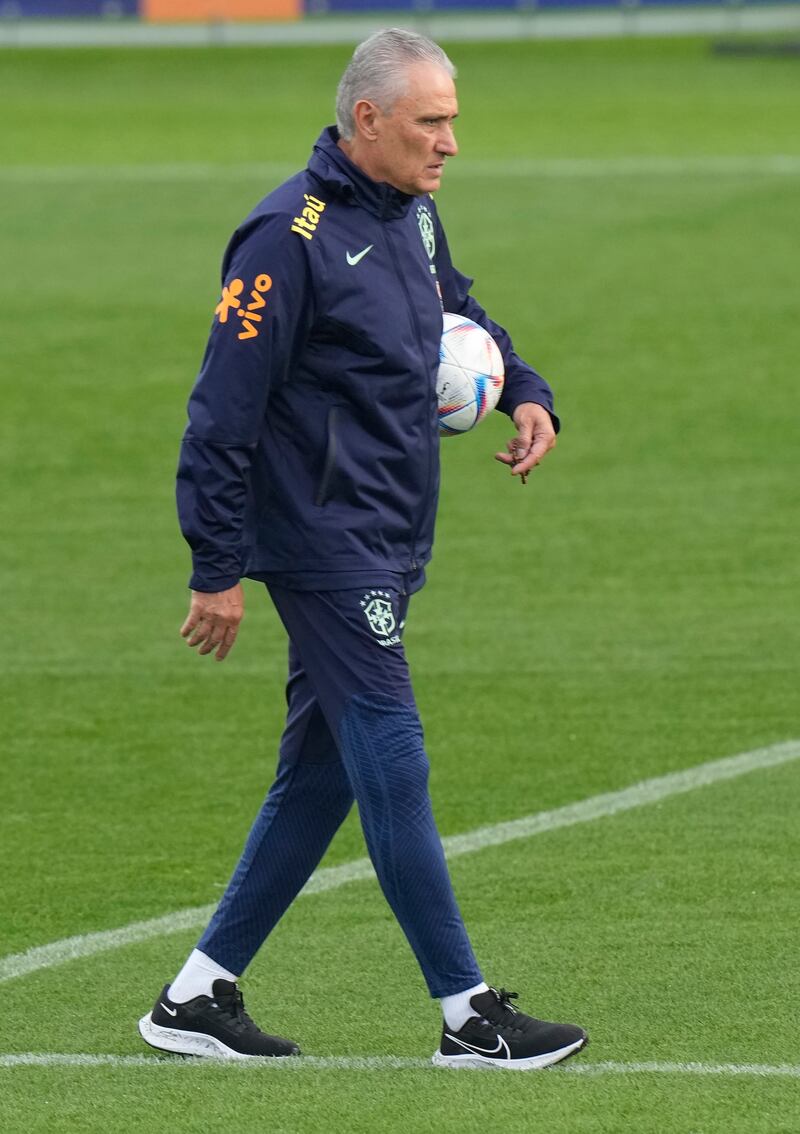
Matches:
[177,127,558,593]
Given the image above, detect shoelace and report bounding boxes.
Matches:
[495,988,519,1011]
[211,988,258,1034]
[483,988,522,1030]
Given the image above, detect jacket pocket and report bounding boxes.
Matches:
[315,406,340,507]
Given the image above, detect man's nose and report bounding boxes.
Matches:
[437,124,458,157]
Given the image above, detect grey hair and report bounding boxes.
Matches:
[336,28,456,141]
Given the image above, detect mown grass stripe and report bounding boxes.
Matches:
[2,739,798,987]
[2,1053,800,1078]
[1,155,799,184]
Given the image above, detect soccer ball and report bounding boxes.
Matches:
[436,313,505,436]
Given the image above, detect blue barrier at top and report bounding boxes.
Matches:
[5,0,792,16]
[5,0,137,14]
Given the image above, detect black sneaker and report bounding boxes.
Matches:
[138,979,301,1059]
[433,986,587,1070]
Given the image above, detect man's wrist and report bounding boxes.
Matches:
[511,399,559,434]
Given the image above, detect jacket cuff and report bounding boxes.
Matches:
[188,570,241,593]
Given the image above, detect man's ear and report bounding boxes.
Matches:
[353,99,380,142]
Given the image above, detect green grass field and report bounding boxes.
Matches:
[1,34,799,1133]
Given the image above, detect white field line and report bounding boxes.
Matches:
[1,1053,800,1078]
[2,739,798,987]
[1,155,800,185]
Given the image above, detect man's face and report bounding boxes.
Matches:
[368,62,458,196]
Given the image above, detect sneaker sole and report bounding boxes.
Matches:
[431,1034,588,1071]
[138,1012,294,1060]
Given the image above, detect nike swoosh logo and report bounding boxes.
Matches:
[160,1003,178,1017]
[444,1032,509,1058]
[346,244,374,266]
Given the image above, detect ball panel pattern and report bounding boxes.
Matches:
[436,313,505,436]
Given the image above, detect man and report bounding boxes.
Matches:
[138,28,588,1070]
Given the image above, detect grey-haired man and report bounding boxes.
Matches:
[139,28,587,1070]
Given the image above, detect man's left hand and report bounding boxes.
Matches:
[494,402,557,482]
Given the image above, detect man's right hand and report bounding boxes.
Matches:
[180,583,244,661]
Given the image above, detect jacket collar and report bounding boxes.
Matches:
[307,126,416,220]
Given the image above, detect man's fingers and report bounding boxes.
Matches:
[198,628,221,656]
[495,438,528,467]
[186,618,212,649]
[195,618,235,655]
[180,584,245,659]
[180,612,198,638]
[496,421,556,479]
[515,436,551,473]
[214,626,238,662]
[186,616,240,658]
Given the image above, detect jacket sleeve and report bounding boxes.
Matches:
[176,213,313,592]
[431,203,560,432]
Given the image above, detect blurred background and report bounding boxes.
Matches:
[1,0,800,40]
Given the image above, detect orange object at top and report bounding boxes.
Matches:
[142,0,300,20]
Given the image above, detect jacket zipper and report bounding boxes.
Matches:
[383,222,434,572]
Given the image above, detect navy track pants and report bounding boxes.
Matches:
[197,583,483,998]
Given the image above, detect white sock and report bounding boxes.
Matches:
[440,981,489,1031]
[167,949,239,1004]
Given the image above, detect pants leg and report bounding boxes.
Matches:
[198,642,354,975]
[267,584,483,999]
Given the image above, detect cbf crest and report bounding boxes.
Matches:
[360,590,402,648]
[417,205,436,260]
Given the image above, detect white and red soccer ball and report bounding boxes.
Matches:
[436,312,505,436]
